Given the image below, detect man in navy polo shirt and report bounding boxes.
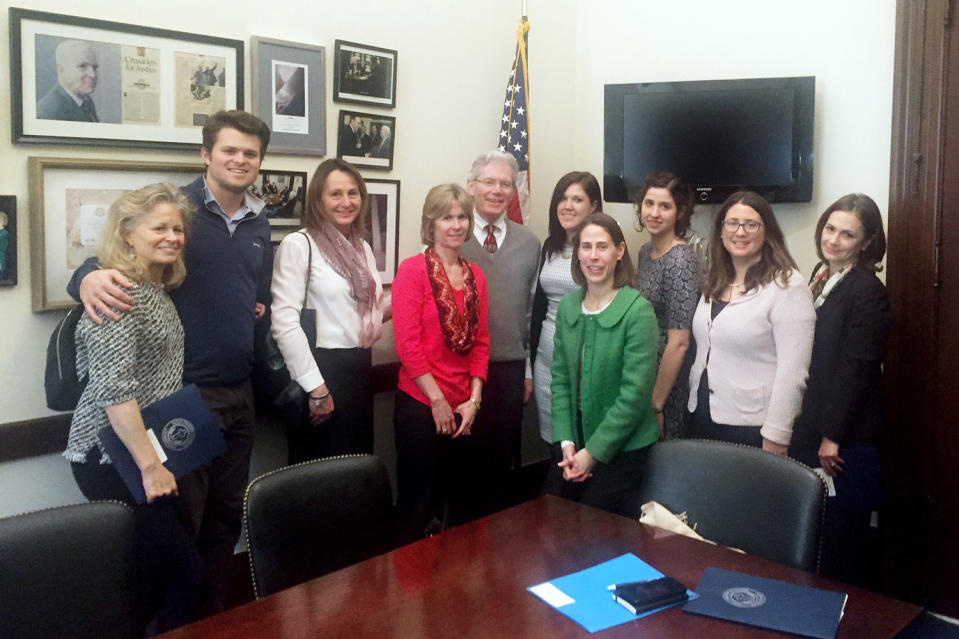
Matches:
[68,110,273,614]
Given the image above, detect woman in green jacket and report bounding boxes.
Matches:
[547,212,659,517]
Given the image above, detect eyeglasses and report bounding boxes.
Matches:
[473,178,514,190]
[723,219,764,234]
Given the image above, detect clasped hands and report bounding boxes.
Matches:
[559,443,596,482]
[430,396,476,438]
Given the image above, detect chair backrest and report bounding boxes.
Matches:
[0,501,141,639]
[636,440,826,571]
[243,454,394,598]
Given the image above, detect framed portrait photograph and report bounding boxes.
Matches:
[251,169,308,228]
[0,196,17,288]
[251,37,325,156]
[28,157,203,311]
[10,8,243,150]
[364,179,400,284]
[332,40,397,108]
[336,109,395,170]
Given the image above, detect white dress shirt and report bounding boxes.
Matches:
[471,210,508,246]
[271,230,384,392]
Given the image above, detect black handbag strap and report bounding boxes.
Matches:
[298,231,312,310]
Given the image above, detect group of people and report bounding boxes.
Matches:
[532,170,888,588]
[60,108,887,633]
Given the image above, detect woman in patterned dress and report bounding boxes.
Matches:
[63,183,204,632]
[530,172,602,444]
[632,172,702,439]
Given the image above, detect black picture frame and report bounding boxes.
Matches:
[364,179,400,283]
[251,37,325,156]
[332,39,397,108]
[336,109,395,171]
[251,169,308,228]
[9,7,244,150]
[0,196,17,288]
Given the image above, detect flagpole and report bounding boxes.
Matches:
[522,0,527,19]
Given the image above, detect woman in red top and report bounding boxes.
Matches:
[392,184,489,541]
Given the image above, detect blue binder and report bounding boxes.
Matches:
[683,567,848,639]
[98,384,225,504]
[528,553,695,632]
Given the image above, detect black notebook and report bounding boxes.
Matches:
[98,384,225,504]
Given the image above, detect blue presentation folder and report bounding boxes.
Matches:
[683,567,848,639]
[528,553,696,633]
[98,384,225,504]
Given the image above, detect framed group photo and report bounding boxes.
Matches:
[364,179,400,283]
[0,196,16,288]
[332,40,397,108]
[29,157,203,311]
[251,37,325,156]
[251,169,308,228]
[336,109,395,170]
[10,8,243,150]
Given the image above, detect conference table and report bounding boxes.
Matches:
[160,496,920,638]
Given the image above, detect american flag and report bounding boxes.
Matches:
[499,18,530,224]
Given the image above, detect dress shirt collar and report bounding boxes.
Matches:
[202,176,265,235]
[472,209,507,246]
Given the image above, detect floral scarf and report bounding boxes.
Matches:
[309,221,378,347]
[424,247,479,354]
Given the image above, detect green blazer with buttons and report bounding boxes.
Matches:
[551,286,659,463]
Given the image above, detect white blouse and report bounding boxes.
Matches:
[271,230,384,392]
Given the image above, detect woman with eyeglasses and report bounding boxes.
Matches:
[686,191,815,454]
[789,194,888,585]
[632,172,702,440]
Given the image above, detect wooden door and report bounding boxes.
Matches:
[885,0,959,616]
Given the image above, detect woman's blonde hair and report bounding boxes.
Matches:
[98,182,194,289]
[420,184,474,246]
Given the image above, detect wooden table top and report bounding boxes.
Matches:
[160,496,920,638]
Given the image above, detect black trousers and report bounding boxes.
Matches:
[176,380,256,614]
[287,347,374,464]
[543,444,652,518]
[687,370,763,447]
[393,390,486,542]
[471,360,526,516]
[72,450,206,632]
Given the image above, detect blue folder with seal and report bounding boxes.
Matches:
[527,553,696,632]
[98,384,225,504]
[682,567,848,639]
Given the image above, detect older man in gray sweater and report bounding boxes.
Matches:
[460,150,540,518]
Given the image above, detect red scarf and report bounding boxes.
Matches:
[424,247,479,354]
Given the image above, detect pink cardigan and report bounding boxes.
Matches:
[392,253,489,407]
[687,270,815,445]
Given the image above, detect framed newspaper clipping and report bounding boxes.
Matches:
[9,8,243,150]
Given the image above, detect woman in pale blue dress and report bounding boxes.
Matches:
[530,172,602,443]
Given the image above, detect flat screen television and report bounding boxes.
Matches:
[604,76,814,204]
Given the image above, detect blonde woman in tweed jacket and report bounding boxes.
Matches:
[63,183,205,632]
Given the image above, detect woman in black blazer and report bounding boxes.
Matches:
[790,193,889,587]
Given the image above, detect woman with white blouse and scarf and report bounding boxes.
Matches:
[271,159,389,463]
[687,191,815,454]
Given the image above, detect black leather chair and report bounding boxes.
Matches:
[635,439,827,572]
[243,454,394,598]
[0,501,141,639]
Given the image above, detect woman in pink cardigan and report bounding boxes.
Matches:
[686,191,815,455]
[392,184,489,540]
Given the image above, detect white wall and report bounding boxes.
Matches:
[0,0,896,513]
[571,0,896,272]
